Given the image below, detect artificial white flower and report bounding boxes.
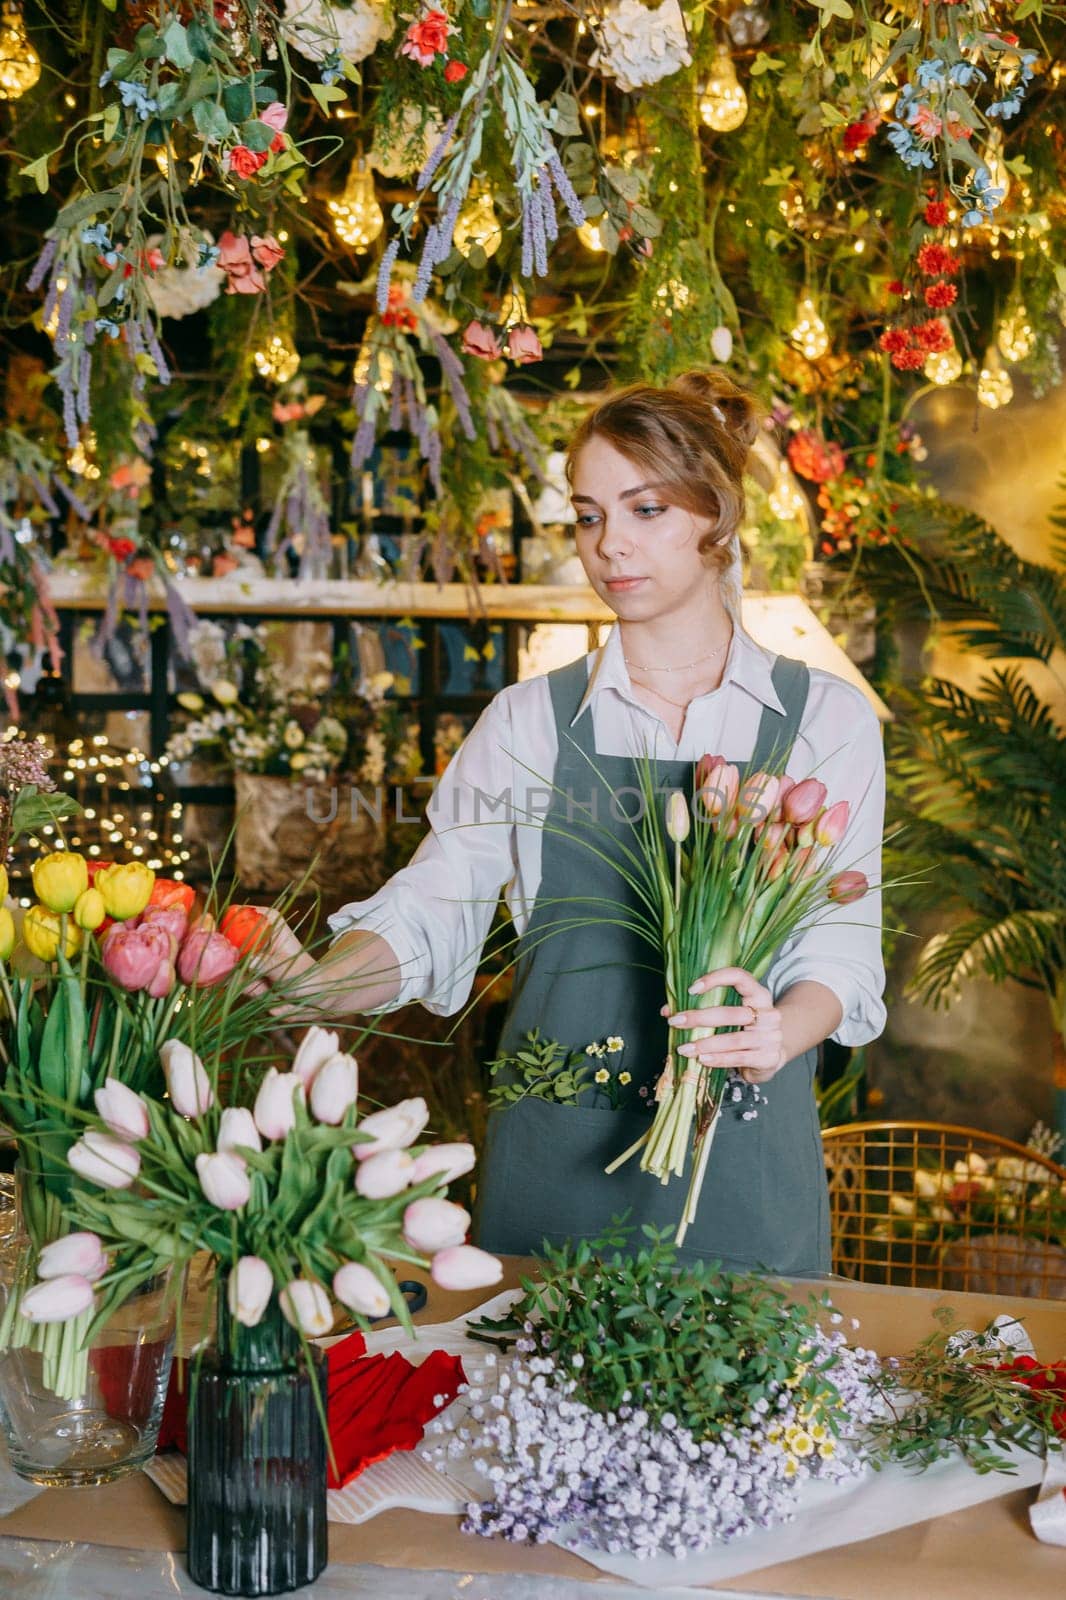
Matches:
[145,234,225,321]
[590,0,692,93]
[283,0,390,64]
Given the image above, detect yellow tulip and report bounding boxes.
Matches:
[23,905,84,962]
[96,862,155,921]
[31,851,89,915]
[0,862,8,903]
[73,887,107,931]
[0,906,15,962]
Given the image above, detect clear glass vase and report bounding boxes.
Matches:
[0,1227,178,1487]
[186,1292,328,1596]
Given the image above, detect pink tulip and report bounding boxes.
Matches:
[789,845,818,880]
[195,1151,251,1210]
[279,1278,332,1336]
[291,1026,340,1088]
[217,1107,262,1155]
[253,1068,303,1140]
[782,777,827,826]
[354,1097,429,1159]
[227,1256,273,1327]
[814,800,850,848]
[19,1274,96,1324]
[146,959,175,998]
[333,1262,391,1319]
[430,1245,503,1292]
[160,1040,214,1117]
[309,1053,359,1125]
[737,772,781,824]
[101,921,172,993]
[403,1197,470,1254]
[139,905,189,945]
[758,821,788,853]
[177,929,239,988]
[68,1130,141,1189]
[37,1232,107,1283]
[665,791,690,844]
[94,1077,150,1142]
[355,1148,415,1199]
[766,847,789,883]
[777,774,796,806]
[411,1143,476,1185]
[828,870,869,905]
[698,761,739,818]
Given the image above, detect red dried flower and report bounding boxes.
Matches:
[886,279,905,295]
[923,199,949,227]
[916,242,961,277]
[913,318,952,352]
[787,427,846,484]
[843,114,880,152]
[878,328,909,354]
[924,282,957,309]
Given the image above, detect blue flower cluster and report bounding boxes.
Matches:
[961,162,1006,228]
[988,51,1038,120]
[197,242,221,270]
[886,119,934,170]
[95,318,121,339]
[320,50,342,86]
[117,80,158,120]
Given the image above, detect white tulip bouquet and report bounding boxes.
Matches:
[2,1027,501,1400]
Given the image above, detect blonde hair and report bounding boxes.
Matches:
[565,369,761,613]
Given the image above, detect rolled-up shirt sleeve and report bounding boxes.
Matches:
[766,681,887,1047]
[327,692,519,1016]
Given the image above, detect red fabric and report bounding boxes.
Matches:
[996,1356,1066,1439]
[155,1328,466,1488]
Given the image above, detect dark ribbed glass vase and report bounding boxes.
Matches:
[186,1293,327,1596]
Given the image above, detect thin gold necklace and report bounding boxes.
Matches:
[623,634,731,673]
[631,680,697,714]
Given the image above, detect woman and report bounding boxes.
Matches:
[264,371,885,1273]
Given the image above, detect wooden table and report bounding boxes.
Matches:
[1,1265,1062,1598]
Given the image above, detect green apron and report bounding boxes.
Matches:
[473,652,830,1274]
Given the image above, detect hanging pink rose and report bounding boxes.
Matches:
[217,231,267,296]
[461,320,503,361]
[259,102,288,133]
[506,325,543,365]
[250,234,285,271]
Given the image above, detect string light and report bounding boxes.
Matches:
[997,302,1034,362]
[977,346,1013,409]
[924,340,963,385]
[352,343,395,394]
[789,295,829,360]
[577,219,608,252]
[327,156,384,252]
[68,434,101,479]
[453,183,503,260]
[0,4,41,100]
[699,45,748,132]
[768,463,808,523]
[43,276,68,340]
[253,333,301,385]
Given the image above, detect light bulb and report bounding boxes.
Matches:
[983,132,1010,204]
[924,342,963,385]
[699,47,748,133]
[768,464,807,523]
[577,219,607,252]
[997,303,1034,362]
[328,157,384,252]
[789,295,829,361]
[0,5,41,100]
[499,283,529,327]
[977,347,1013,409]
[155,148,170,177]
[453,184,502,260]
[353,344,395,394]
[253,333,301,385]
[43,275,67,340]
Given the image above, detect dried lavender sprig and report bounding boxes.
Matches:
[352,381,372,422]
[54,281,75,349]
[430,330,475,441]
[416,111,460,191]
[61,380,79,450]
[349,413,377,473]
[546,147,586,227]
[26,237,58,294]
[498,408,543,482]
[26,470,59,518]
[536,166,559,245]
[55,478,91,520]
[75,347,92,427]
[388,373,404,431]
[529,196,548,278]
[375,239,401,315]
[426,428,442,495]
[520,200,533,279]
[413,193,462,303]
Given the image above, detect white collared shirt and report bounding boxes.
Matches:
[329,625,887,1046]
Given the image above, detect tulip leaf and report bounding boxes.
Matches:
[55,951,86,1107]
[37,986,70,1107]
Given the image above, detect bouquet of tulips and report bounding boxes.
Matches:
[607,756,871,1244]
[17,1025,500,1379]
[0,840,320,1397]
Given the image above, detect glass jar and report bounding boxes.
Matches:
[0,1224,178,1487]
[186,1291,327,1596]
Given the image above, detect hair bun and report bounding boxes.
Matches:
[669,369,761,449]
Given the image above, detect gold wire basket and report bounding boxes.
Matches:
[822,1121,1066,1299]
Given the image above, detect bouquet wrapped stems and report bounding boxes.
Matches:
[607,757,871,1244]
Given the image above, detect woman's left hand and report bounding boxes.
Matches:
[662,966,787,1084]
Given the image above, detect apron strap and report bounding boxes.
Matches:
[545,649,810,769]
[749,654,811,772]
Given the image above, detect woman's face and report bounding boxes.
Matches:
[570,434,715,622]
